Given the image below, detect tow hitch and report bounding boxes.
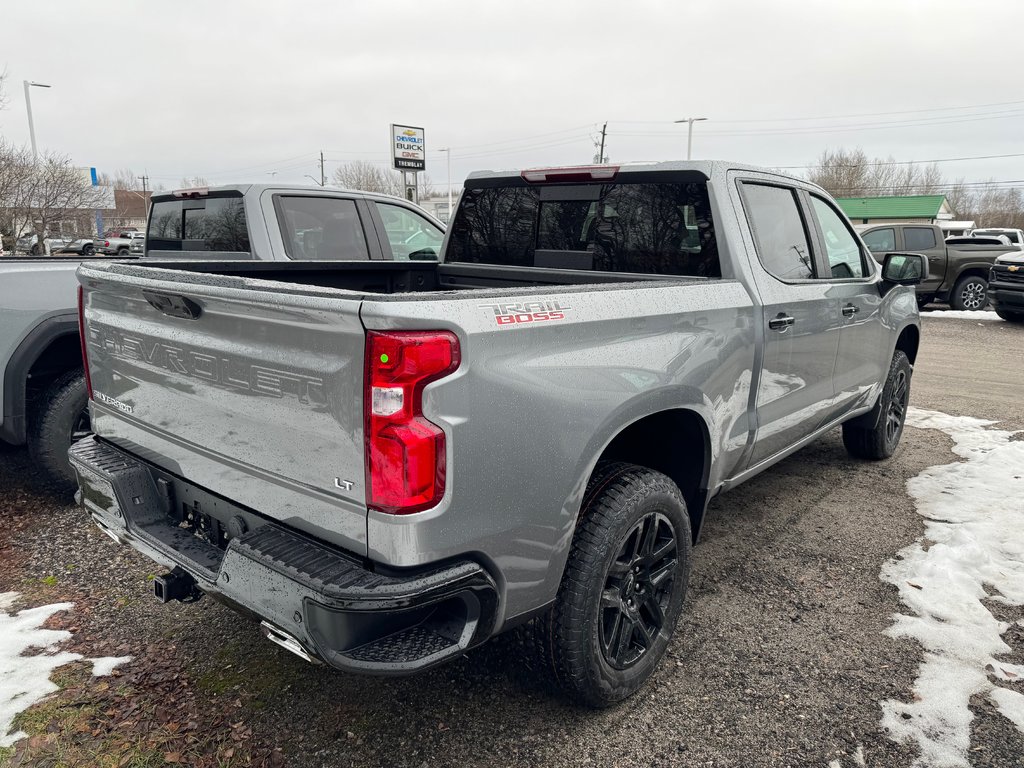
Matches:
[153,567,201,603]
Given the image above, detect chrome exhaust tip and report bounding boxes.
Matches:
[260,621,320,665]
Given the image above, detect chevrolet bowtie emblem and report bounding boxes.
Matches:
[1009,265,1020,272]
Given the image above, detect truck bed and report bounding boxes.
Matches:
[111,259,699,299]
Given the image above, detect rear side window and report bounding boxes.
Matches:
[446,181,720,277]
[275,196,369,260]
[862,228,895,252]
[148,194,250,252]
[904,227,937,251]
[741,183,814,281]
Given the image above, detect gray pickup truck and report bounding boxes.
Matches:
[1,185,444,490]
[71,162,924,706]
[858,223,1014,309]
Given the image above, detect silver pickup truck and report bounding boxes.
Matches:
[71,162,925,706]
[0,185,444,490]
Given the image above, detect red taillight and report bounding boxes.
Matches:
[365,331,460,515]
[521,165,619,183]
[104,240,110,247]
[77,285,93,401]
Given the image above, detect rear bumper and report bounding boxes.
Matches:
[69,437,498,675]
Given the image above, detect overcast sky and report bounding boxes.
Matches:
[4,0,1024,196]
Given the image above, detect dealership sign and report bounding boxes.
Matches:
[391,124,425,171]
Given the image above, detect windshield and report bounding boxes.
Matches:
[446,179,720,277]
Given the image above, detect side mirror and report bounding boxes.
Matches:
[881,252,927,286]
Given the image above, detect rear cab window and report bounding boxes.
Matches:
[446,176,721,278]
[148,192,250,253]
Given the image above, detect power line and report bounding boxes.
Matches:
[610,98,1024,126]
[778,152,1024,170]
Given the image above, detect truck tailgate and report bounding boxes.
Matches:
[79,264,369,554]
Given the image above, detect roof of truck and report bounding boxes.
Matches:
[464,160,767,181]
[154,183,415,205]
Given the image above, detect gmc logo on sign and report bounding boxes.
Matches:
[479,301,570,326]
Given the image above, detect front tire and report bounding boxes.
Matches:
[535,462,692,707]
[83,243,96,256]
[950,275,988,311]
[842,351,911,460]
[28,370,91,493]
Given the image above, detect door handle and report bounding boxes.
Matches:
[842,304,859,317]
[768,314,795,330]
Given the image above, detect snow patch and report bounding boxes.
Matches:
[920,310,1001,321]
[880,408,1024,767]
[0,594,132,747]
[90,656,132,677]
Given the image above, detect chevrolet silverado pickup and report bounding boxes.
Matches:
[858,223,1014,309]
[1,184,444,490]
[989,250,1024,322]
[71,162,925,706]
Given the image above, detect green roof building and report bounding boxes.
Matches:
[836,195,953,225]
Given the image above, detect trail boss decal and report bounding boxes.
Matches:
[480,300,570,326]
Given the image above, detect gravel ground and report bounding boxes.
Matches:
[1,312,1022,767]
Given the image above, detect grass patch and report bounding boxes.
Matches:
[38,575,58,587]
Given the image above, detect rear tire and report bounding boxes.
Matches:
[995,308,1024,323]
[842,351,911,460]
[949,275,988,311]
[28,370,90,493]
[534,462,692,707]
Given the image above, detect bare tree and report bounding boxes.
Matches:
[332,160,435,198]
[809,149,944,198]
[0,67,9,111]
[96,168,142,190]
[179,176,210,188]
[6,152,106,244]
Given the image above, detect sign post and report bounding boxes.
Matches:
[391,124,425,204]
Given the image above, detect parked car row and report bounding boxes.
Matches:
[0,184,446,491]
[857,223,1017,310]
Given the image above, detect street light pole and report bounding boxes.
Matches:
[673,117,707,160]
[24,80,52,162]
[438,148,452,221]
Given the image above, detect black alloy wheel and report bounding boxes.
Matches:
[885,367,909,447]
[600,511,678,669]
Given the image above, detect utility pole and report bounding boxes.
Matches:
[319,151,326,186]
[674,117,708,160]
[24,80,52,162]
[137,174,149,194]
[598,122,607,164]
[438,148,452,221]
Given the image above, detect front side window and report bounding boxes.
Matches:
[741,183,814,281]
[862,228,895,253]
[811,196,866,279]
[275,196,369,260]
[904,227,937,251]
[375,203,443,260]
[447,180,720,277]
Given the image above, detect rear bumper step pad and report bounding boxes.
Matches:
[70,436,498,674]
